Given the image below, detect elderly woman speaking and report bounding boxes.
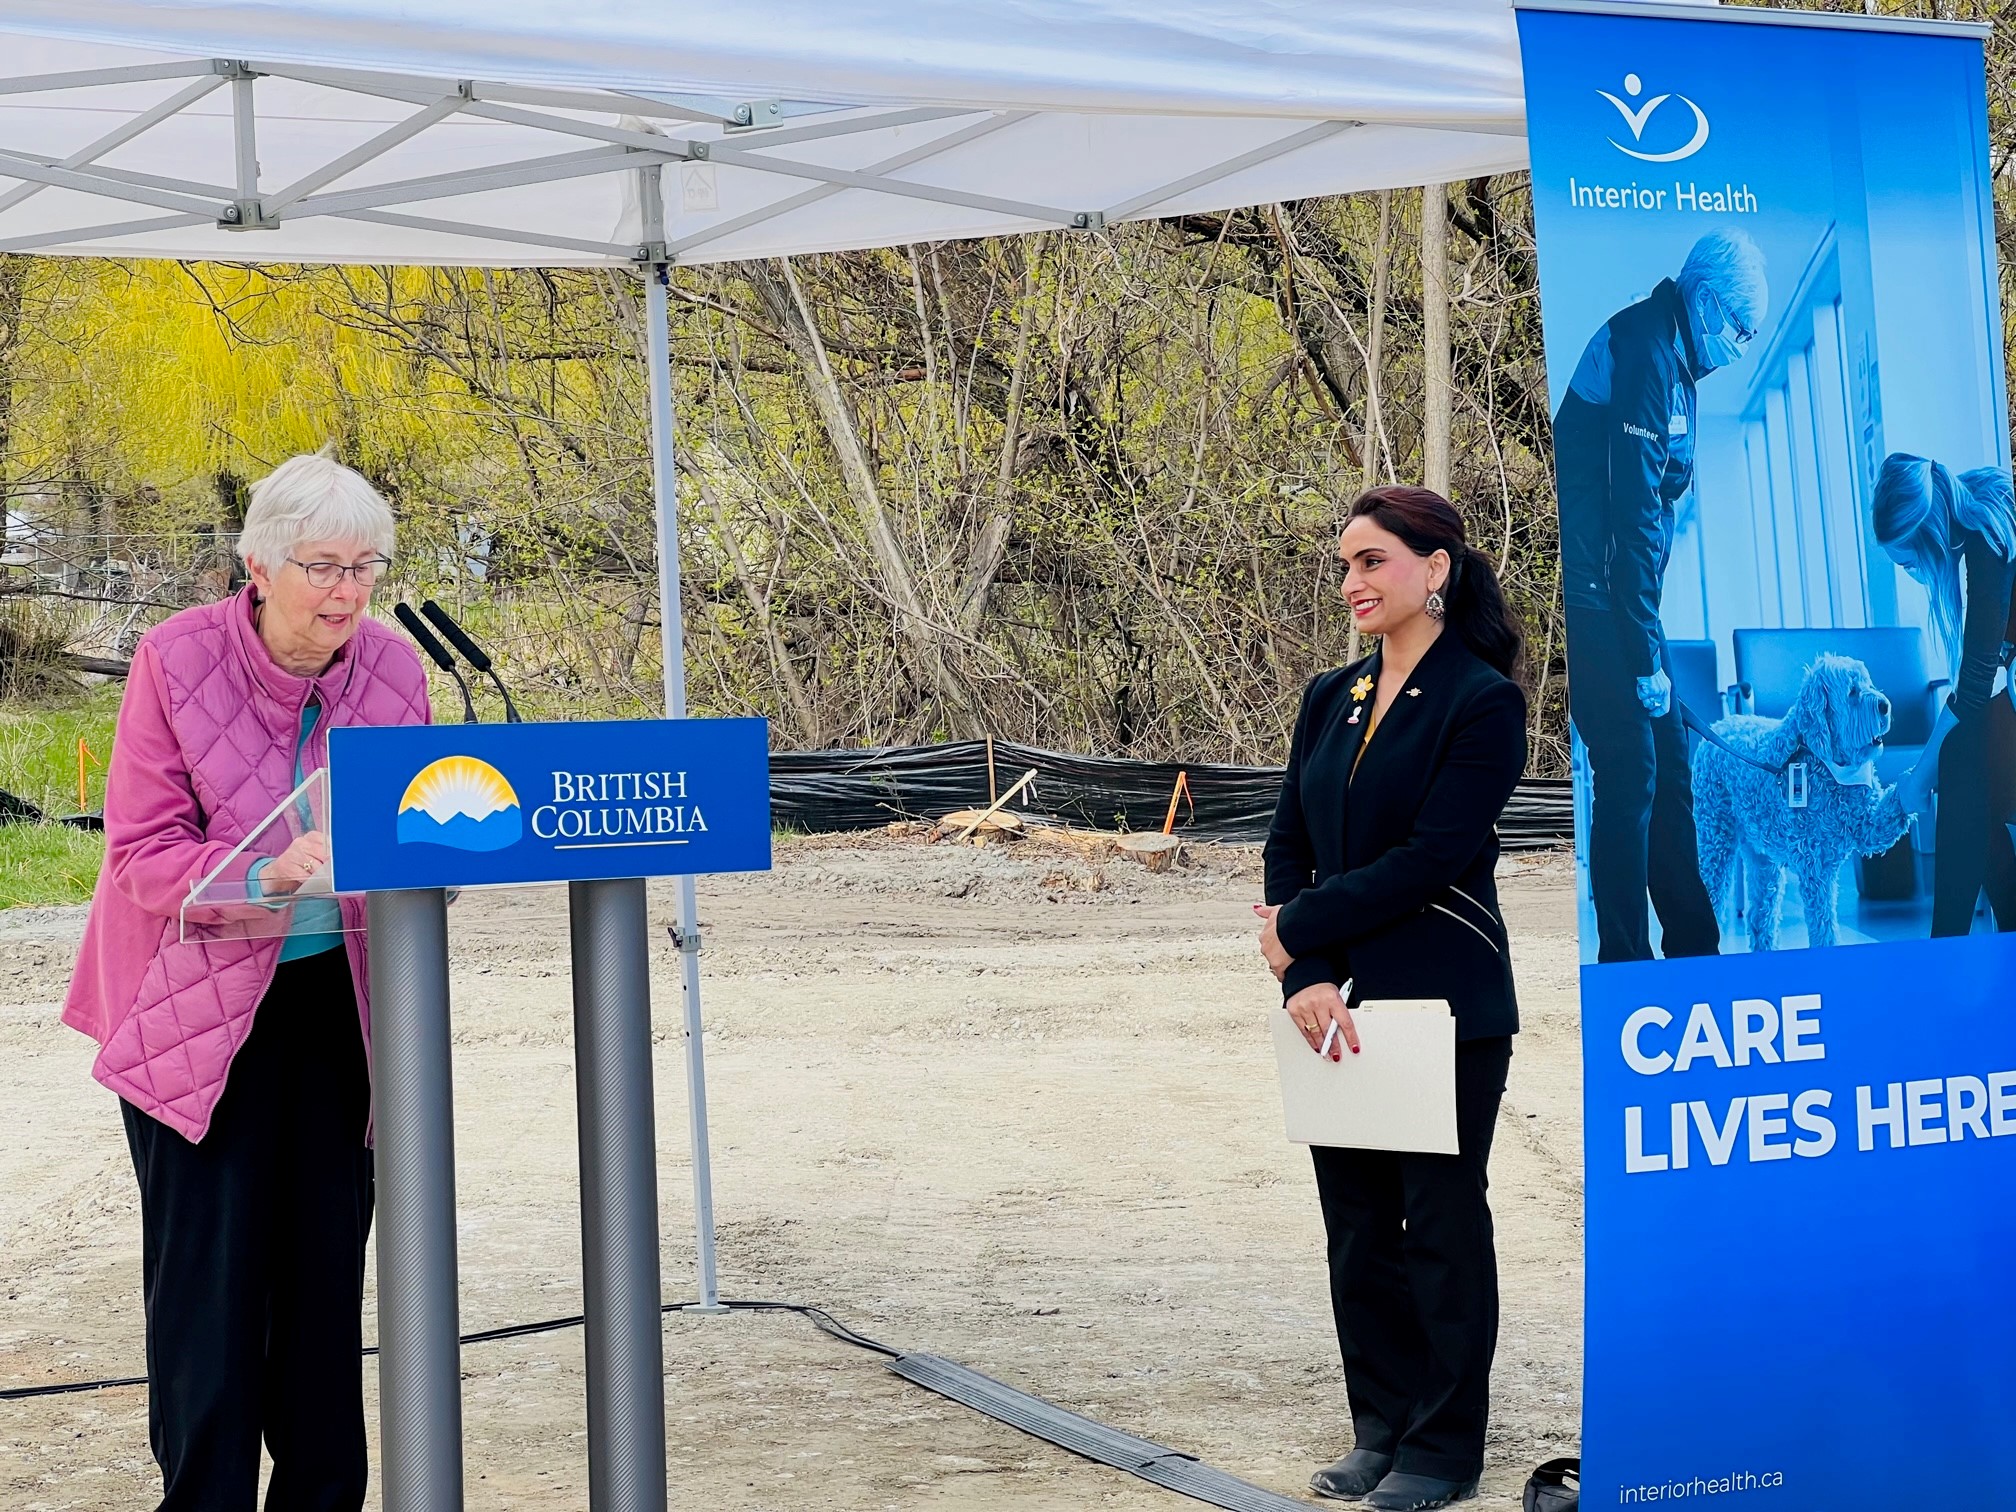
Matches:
[63,451,429,1510]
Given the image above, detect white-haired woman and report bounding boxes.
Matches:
[63,451,430,1510]
[1872,453,2016,935]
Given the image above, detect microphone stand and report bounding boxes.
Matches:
[420,600,523,723]
[394,602,480,723]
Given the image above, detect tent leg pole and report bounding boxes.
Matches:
[646,261,727,1314]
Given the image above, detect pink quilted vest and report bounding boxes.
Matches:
[63,586,431,1141]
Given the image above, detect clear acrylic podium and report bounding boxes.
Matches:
[182,771,671,1512]
[182,770,348,938]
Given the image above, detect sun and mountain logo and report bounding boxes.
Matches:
[396,755,523,851]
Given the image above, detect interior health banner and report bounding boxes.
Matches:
[1516,4,2016,1507]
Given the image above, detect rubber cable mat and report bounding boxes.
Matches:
[888,1352,1309,1512]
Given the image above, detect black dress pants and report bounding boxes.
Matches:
[120,948,374,1512]
[1566,608,1720,963]
[1310,1036,1512,1483]
[1931,713,2016,936]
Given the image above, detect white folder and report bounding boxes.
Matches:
[1271,999,1458,1155]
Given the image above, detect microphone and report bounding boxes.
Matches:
[394,602,480,724]
[420,600,523,723]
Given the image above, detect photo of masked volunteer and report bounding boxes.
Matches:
[1556,230,1769,963]
[1872,454,2016,934]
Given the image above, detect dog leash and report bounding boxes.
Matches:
[1675,701,1786,773]
[1674,699,1858,810]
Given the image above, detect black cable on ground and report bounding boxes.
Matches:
[6,1294,1303,1510]
[0,1296,899,1403]
[1,1370,150,1401]
[712,1299,901,1359]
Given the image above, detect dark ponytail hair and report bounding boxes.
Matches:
[1344,485,1523,681]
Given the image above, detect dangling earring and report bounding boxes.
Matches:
[1425,589,1446,621]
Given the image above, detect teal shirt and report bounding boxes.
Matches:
[250,702,343,960]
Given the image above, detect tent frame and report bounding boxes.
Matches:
[0,54,1533,259]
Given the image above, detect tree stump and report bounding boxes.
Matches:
[1115,833,1180,872]
[935,809,1027,844]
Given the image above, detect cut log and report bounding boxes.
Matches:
[943,768,1038,844]
[939,774,1048,846]
[1028,824,1117,861]
[935,808,1027,843]
[1115,833,1180,872]
[66,653,131,678]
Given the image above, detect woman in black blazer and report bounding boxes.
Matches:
[1258,485,1527,1511]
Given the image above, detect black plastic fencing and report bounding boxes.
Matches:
[770,738,1574,849]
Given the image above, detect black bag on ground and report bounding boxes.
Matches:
[1523,1457,1579,1512]
[0,789,44,825]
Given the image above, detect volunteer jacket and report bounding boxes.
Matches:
[1556,276,1702,679]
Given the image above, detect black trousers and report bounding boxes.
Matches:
[1566,608,1720,963]
[1311,1036,1512,1483]
[121,948,374,1512]
[1932,714,2016,936]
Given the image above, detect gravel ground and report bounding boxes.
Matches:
[0,833,1584,1510]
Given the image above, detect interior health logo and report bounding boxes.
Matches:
[396,754,524,852]
[1600,73,1709,162]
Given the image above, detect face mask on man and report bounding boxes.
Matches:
[1692,287,1753,373]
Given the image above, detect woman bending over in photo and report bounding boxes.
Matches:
[1872,452,2016,935]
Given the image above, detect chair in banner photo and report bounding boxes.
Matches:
[1730,626,1945,902]
[1666,639,1725,745]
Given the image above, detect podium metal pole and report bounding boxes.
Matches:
[368,886,464,1511]
[645,256,726,1310]
[570,876,668,1510]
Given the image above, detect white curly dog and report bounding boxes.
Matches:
[1693,653,1911,951]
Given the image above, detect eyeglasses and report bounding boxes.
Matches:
[288,556,391,589]
[1710,289,1756,345]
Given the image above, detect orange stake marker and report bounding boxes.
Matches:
[77,738,99,812]
[1161,770,1193,836]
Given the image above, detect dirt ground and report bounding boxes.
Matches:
[0,835,1584,1510]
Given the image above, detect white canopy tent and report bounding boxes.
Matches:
[0,6,1560,1496]
[0,1,1529,265]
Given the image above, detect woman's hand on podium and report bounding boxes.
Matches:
[1285,982,1356,1061]
[263,830,332,896]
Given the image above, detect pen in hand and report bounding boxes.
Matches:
[1319,1020,1339,1059]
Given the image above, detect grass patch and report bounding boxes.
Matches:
[0,685,122,907]
[0,821,107,908]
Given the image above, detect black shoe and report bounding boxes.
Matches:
[1363,1470,1480,1510]
[1309,1449,1395,1501]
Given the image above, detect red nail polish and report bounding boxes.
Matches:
[1350,1045,1360,1055]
